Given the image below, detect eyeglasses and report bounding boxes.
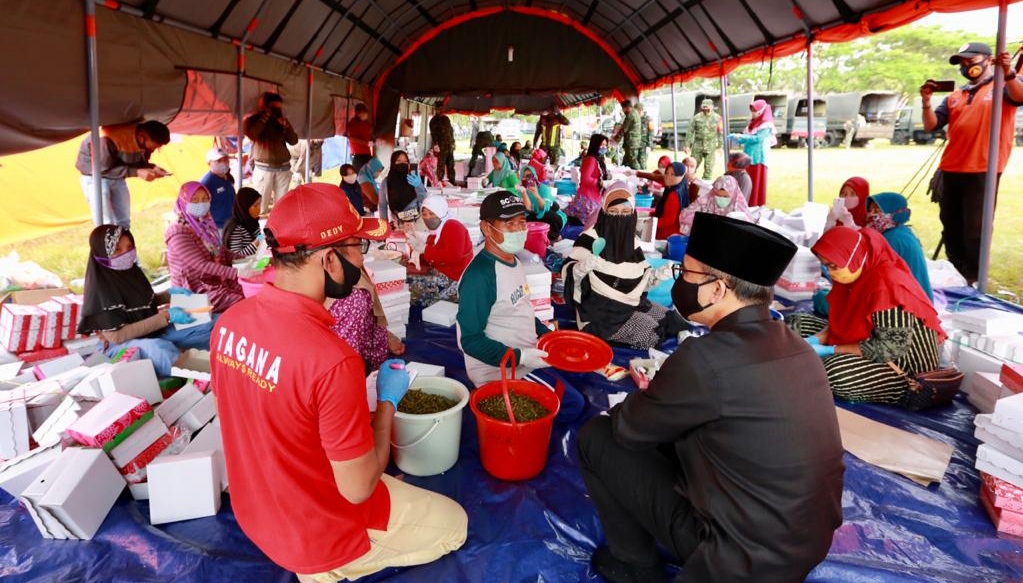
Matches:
[333,240,370,255]
[672,264,717,281]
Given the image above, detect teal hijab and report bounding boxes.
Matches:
[357,158,384,195]
[488,152,517,188]
[868,192,933,301]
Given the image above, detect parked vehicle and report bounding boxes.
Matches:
[824,91,900,147]
[655,91,716,147]
[725,92,790,137]
[892,97,946,145]
[778,95,826,148]
[494,118,522,140]
[1016,108,1023,146]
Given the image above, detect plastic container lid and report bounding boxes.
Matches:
[537,331,613,373]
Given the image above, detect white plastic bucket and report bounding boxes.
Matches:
[391,377,469,476]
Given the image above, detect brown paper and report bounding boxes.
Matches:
[835,408,953,486]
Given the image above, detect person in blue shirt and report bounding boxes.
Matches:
[865,192,933,301]
[200,147,237,229]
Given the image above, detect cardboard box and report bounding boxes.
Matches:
[981,486,1023,537]
[975,414,1023,461]
[170,349,211,382]
[177,393,217,432]
[32,353,85,381]
[1003,364,1023,395]
[35,300,63,349]
[183,420,227,490]
[423,301,458,327]
[155,383,204,426]
[0,443,61,497]
[378,289,412,309]
[982,471,1023,514]
[17,346,70,364]
[33,396,91,447]
[147,451,222,524]
[0,304,46,352]
[20,460,77,540]
[66,392,151,450]
[993,393,1023,433]
[64,336,102,358]
[70,363,115,400]
[365,260,407,284]
[384,307,410,326]
[1,288,71,306]
[977,443,1023,490]
[98,360,163,405]
[118,431,173,482]
[21,447,125,540]
[534,307,555,321]
[945,309,1023,337]
[0,393,30,459]
[387,324,407,339]
[109,416,170,468]
[0,359,23,381]
[128,482,149,501]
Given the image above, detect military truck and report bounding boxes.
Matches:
[655,91,717,148]
[892,97,946,145]
[824,91,900,147]
[778,95,826,147]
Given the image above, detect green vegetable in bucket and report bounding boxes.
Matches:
[478,393,549,422]
[397,389,459,415]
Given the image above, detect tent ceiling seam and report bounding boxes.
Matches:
[210,0,243,38]
[262,0,305,54]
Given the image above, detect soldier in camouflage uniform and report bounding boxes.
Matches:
[686,98,723,180]
[533,107,570,166]
[429,106,456,182]
[613,100,643,170]
[637,103,653,170]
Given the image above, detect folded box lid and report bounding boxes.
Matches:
[365,260,407,283]
[67,392,149,441]
[993,393,1023,429]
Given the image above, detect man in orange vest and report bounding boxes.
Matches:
[922,42,1023,284]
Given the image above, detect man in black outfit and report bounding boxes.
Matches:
[577,213,845,583]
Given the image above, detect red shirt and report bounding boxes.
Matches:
[938,81,1019,174]
[655,191,682,240]
[422,220,474,281]
[210,283,389,574]
[346,117,374,157]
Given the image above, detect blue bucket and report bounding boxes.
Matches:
[666,235,688,261]
[555,180,577,195]
[634,194,654,208]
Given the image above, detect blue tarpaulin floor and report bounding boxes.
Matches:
[3,287,1023,582]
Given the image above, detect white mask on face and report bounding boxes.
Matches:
[211,162,229,176]
[186,202,211,217]
[343,174,357,184]
[844,196,859,210]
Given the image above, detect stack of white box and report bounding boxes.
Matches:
[365,259,411,339]
[974,371,1023,535]
[524,263,554,324]
[774,245,820,302]
[941,308,1023,392]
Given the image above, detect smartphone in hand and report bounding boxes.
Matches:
[928,80,957,93]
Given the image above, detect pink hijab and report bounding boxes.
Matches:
[679,175,753,235]
[746,99,779,148]
[177,181,222,254]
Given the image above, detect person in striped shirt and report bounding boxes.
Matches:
[790,227,944,406]
[222,187,263,257]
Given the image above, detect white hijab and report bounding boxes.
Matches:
[421,195,452,238]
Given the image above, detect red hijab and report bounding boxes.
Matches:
[812,227,944,346]
[841,177,870,227]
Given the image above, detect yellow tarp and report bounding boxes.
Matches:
[0,134,219,246]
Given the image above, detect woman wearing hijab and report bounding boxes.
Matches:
[165,182,244,314]
[653,161,690,240]
[222,187,263,257]
[789,226,943,405]
[378,150,427,224]
[487,151,520,190]
[728,99,777,207]
[826,177,870,230]
[406,195,474,307]
[634,154,672,185]
[357,157,385,210]
[725,152,754,200]
[866,192,933,301]
[561,184,682,349]
[81,225,213,377]
[566,133,610,226]
[528,148,549,183]
[679,175,754,236]
[338,164,365,214]
[496,142,518,171]
[519,164,566,243]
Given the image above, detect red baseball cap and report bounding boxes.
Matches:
[264,183,389,253]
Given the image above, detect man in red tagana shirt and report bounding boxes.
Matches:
[211,183,467,582]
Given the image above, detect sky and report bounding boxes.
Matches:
[916,5,1023,41]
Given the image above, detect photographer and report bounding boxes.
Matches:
[244,92,299,214]
[921,42,1023,284]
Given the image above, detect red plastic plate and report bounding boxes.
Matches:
[537,331,614,373]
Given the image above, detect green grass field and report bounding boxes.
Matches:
[2,142,1020,300]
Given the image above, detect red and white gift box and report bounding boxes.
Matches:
[53,295,83,341]
[1003,364,1023,395]
[66,393,151,450]
[119,432,173,483]
[0,304,46,353]
[776,278,817,293]
[35,301,64,349]
[982,471,1023,514]
[530,297,552,309]
[981,486,1023,537]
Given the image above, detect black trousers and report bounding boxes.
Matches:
[576,415,701,567]
[939,171,1000,283]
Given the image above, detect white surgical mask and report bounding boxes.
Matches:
[186,202,211,217]
[714,196,731,209]
[497,230,527,254]
[211,162,229,176]
[343,174,357,184]
[107,248,137,271]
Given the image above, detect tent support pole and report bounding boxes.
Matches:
[236,44,245,192]
[719,72,729,166]
[806,38,815,202]
[671,81,679,161]
[977,0,1009,294]
[85,0,103,226]
[305,67,313,184]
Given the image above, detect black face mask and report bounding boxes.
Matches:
[324,249,361,299]
[392,163,410,175]
[670,276,719,319]
[960,62,986,82]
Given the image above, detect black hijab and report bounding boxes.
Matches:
[593,199,644,264]
[78,225,159,334]
[222,187,262,248]
[385,150,419,215]
[586,133,610,181]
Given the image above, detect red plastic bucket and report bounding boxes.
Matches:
[470,350,562,481]
[524,222,550,257]
[239,265,276,298]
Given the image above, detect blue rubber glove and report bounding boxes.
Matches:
[805,335,821,346]
[591,237,606,257]
[168,307,195,325]
[377,359,410,409]
[167,287,193,296]
[812,343,836,359]
[406,173,423,189]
